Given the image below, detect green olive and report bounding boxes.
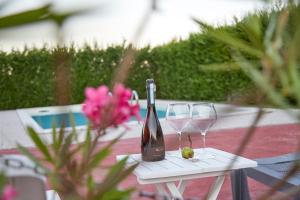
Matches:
[181,147,194,159]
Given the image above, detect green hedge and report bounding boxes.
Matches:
[0,48,55,109]
[0,25,254,110]
[148,34,251,101]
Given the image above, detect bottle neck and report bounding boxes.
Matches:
[147,83,155,106]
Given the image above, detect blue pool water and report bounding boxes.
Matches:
[32,108,166,129]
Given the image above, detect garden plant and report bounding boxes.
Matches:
[0,0,300,200]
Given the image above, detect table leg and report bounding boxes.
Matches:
[207,175,226,200]
[166,182,184,199]
[178,180,187,194]
[155,183,168,195]
[155,181,187,199]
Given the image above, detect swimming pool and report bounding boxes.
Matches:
[16,103,167,134]
[31,108,166,129]
[16,101,261,135]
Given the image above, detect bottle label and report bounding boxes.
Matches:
[142,145,165,162]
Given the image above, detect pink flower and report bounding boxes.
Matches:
[82,84,141,129]
[1,185,17,200]
[82,86,111,127]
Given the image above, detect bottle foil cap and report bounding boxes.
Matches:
[146,79,154,88]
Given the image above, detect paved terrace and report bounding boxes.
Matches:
[0,100,299,150]
[0,100,300,199]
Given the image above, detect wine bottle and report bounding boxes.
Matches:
[141,79,165,161]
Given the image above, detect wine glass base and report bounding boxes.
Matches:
[201,154,215,159]
[192,149,216,161]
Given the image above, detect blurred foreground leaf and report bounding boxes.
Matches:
[18,115,138,200]
[0,5,51,29]
[0,3,89,30]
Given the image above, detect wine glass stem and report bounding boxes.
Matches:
[202,132,206,155]
[178,131,182,151]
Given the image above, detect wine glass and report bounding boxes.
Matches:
[166,103,191,155]
[190,103,217,159]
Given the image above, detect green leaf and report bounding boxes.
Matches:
[0,4,89,29]
[69,113,76,134]
[87,175,95,191]
[95,157,138,198]
[17,144,50,174]
[88,148,110,170]
[83,132,124,174]
[82,125,91,158]
[264,14,277,48]
[0,5,51,29]
[287,26,300,105]
[57,124,65,150]
[59,132,74,162]
[192,18,214,31]
[210,30,263,58]
[194,18,264,58]
[27,127,53,162]
[52,121,58,152]
[0,173,7,189]
[234,55,289,108]
[67,143,83,161]
[109,161,138,185]
[105,132,126,149]
[101,188,134,200]
[198,61,258,71]
[17,144,42,166]
[49,9,90,26]
[68,113,78,141]
[240,15,264,50]
[101,157,130,186]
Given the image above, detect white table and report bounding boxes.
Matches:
[117,148,257,200]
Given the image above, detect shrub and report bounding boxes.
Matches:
[0,22,259,110]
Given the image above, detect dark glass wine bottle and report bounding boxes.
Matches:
[141,79,165,162]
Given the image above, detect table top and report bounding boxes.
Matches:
[117,148,257,183]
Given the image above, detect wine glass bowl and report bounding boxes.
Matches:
[165,103,191,155]
[190,103,217,160]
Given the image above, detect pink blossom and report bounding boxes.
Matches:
[82,84,141,129]
[82,86,111,127]
[1,185,17,200]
